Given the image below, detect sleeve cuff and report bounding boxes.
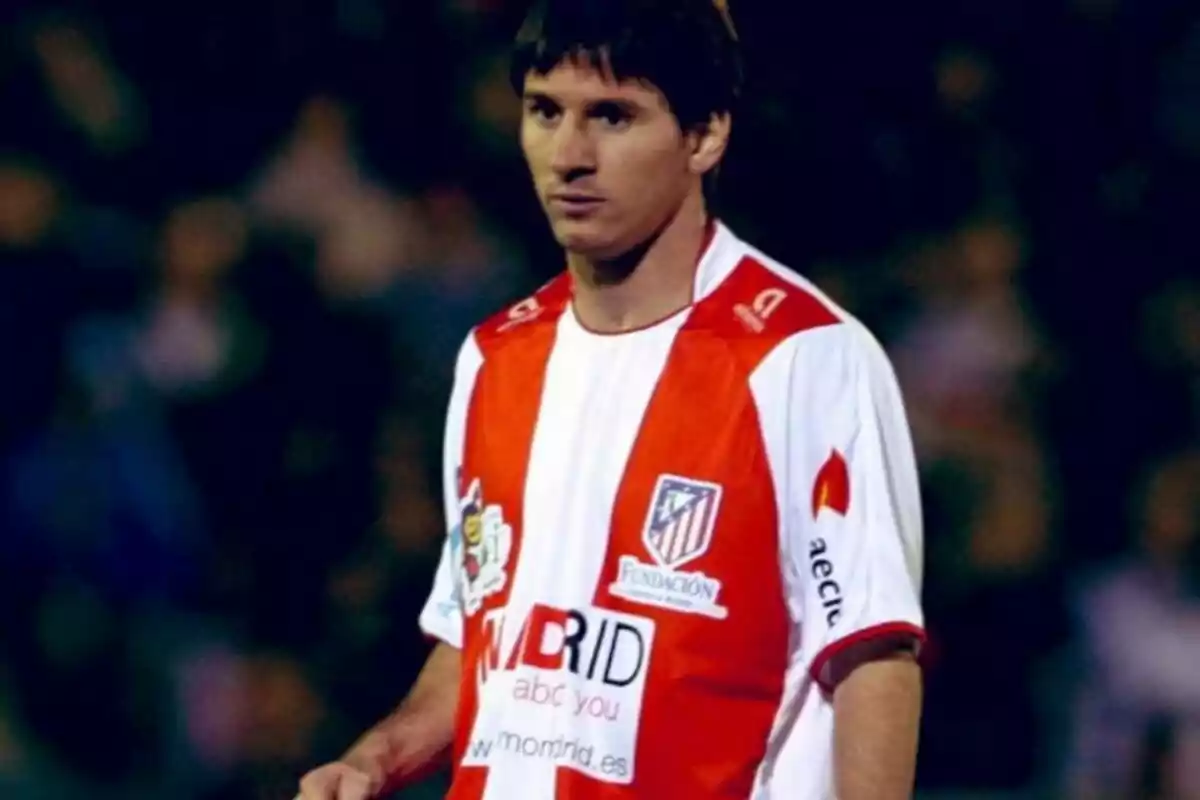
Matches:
[809,621,925,694]
[419,607,463,650]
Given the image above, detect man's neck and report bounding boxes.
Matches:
[568,197,712,334]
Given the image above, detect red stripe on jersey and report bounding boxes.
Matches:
[447,278,570,798]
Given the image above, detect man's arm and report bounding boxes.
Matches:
[342,333,481,792]
[301,336,480,800]
[831,645,922,800]
[781,325,926,796]
[343,642,461,791]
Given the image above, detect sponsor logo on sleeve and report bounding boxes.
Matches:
[811,449,850,518]
[808,449,850,626]
[807,537,843,627]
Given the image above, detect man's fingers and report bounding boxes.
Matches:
[335,768,375,800]
[298,763,367,800]
[297,767,333,799]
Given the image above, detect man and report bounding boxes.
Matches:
[298,0,925,797]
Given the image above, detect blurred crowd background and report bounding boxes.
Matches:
[0,0,1198,797]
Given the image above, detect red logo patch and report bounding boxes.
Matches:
[811,449,850,518]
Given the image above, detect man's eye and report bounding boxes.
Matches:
[527,100,560,123]
[592,104,632,129]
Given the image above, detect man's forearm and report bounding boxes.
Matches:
[346,642,461,790]
[832,650,922,800]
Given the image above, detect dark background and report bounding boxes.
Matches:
[1,0,1198,797]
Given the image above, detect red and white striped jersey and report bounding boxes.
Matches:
[418,222,925,799]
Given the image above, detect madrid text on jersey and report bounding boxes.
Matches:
[463,603,655,785]
[466,731,630,781]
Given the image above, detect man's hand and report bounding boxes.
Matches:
[296,643,460,800]
[297,733,390,800]
[296,762,382,800]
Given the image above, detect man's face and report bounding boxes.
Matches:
[520,59,696,260]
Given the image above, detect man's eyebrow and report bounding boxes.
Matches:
[587,97,642,112]
[522,87,649,108]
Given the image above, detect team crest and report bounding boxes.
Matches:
[454,477,512,616]
[609,475,728,619]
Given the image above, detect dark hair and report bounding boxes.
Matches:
[509,0,743,131]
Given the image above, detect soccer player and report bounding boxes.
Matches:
[297,0,925,797]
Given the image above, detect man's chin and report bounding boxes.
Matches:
[552,222,618,259]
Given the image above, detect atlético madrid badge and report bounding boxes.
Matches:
[609,474,728,620]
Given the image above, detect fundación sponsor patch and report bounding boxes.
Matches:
[609,474,728,620]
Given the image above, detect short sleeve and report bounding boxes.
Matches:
[785,323,925,692]
[418,333,484,649]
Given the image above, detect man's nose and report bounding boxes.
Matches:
[549,119,596,178]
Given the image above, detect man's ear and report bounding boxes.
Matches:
[689,112,731,176]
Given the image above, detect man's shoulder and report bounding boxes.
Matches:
[696,229,896,381]
[696,233,874,354]
[462,273,573,356]
[697,233,848,341]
